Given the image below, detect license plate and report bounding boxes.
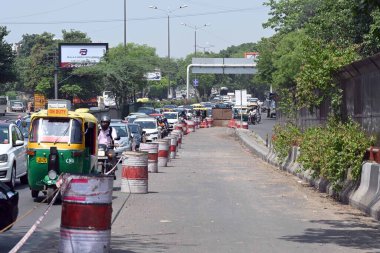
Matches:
[36,157,47,163]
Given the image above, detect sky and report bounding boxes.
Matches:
[0,0,275,58]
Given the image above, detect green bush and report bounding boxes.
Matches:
[298,118,374,190]
[272,123,302,162]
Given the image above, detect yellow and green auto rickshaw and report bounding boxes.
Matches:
[27,100,98,200]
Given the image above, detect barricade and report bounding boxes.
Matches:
[166,135,177,159]
[242,122,248,129]
[172,129,182,149]
[121,151,149,193]
[154,139,169,167]
[228,119,236,128]
[174,123,184,133]
[206,117,213,127]
[140,143,159,173]
[200,121,208,128]
[186,120,195,133]
[59,174,114,253]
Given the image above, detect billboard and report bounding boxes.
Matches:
[59,43,108,68]
[144,71,161,81]
[244,52,259,61]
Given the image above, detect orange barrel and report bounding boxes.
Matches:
[154,139,169,167]
[140,143,159,173]
[59,174,113,253]
[121,151,148,193]
[242,121,249,129]
[235,121,242,128]
[186,120,195,133]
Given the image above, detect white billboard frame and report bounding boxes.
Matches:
[59,43,108,68]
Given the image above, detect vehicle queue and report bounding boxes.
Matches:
[0,99,265,232]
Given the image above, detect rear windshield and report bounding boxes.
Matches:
[128,124,139,133]
[29,117,82,144]
[111,125,128,137]
[164,113,178,119]
[135,121,156,129]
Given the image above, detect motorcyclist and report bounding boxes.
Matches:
[98,115,117,147]
[98,115,118,177]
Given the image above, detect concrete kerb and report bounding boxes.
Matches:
[350,163,380,218]
[235,128,380,221]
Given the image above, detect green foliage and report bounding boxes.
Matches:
[298,118,375,190]
[0,26,16,84]
[62,29,91,43]
[295,39,359,111]
[272,123,302,161]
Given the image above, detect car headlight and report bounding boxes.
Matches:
[0,154,8,163]
[48,170,57,180]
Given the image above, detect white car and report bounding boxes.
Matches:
[134,117,160,142]
[163,112,179,130]
[0,123,27,188]
[110,122,132,157]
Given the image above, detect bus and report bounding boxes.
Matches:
[0,96,8,116]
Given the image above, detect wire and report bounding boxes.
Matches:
[0,0,91,21]
[0,6,266,25]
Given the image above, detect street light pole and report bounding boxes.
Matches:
[181,23,210,57]
[124,0,126,47]
[149,5,188,99]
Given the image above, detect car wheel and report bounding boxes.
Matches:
[20,173,28,184]
[7,164,16,189]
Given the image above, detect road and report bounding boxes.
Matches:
[1,119,379,252]
[248,112,277,142]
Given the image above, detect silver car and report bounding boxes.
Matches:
[110,122,132,157]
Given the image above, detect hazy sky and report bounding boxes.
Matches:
[0,0,274,58]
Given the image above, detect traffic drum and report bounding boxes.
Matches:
[121,151,149,194]
[59,174,114,253]
[140,143,159,173]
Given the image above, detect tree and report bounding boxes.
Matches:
[0,26,15,84]
[61,29,92,43]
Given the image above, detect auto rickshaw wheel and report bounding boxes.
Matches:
[31,190,39,198]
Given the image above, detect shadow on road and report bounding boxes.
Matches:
[280,218,380,251]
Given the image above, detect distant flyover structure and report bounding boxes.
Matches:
[186,58,257,99]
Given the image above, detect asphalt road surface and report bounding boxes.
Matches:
[1,126,379,252]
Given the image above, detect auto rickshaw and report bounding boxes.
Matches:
[27,100,98,201]
[233,106,249,121]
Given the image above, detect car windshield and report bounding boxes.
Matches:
[0,126,9,144]
[29,117,82,143]
[135,121,156,129]
[164,113,178,119]
[111,125,128,137]
[137,108,155,115]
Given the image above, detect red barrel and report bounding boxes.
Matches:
[154,139,169,167]
[121,151,148,193]
[165,136,177,159]
[242,122,248,129]
[186,120,195,133]
[172,130,182,149]
[140,143,159,173]
[206,117,213,127]
[59,174,113,253]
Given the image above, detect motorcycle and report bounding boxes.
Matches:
[248,109,261,125]
[97,144,117,176]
